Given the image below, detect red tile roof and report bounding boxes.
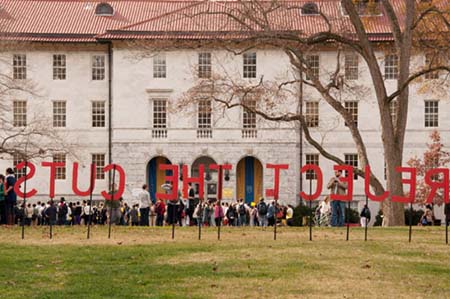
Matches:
[0,0,448,42]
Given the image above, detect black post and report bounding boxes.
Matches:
[87,164,95,240]
[309,176,312,241]
[274,200,277,241]
[198,203,202,240]
[21,160,28,240]
[217,218,221,240]
[171,201,176,240]
[446,216,448,245]
[108,165,116,239]
[346,201,350,241]
[364,196,368,242]
[408,202,413,243]
[50,197,53,239]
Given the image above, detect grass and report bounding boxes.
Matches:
[0,225,449,298]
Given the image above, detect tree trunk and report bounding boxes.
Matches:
[383,148,406,226]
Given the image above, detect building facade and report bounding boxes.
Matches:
[0,0,448,221]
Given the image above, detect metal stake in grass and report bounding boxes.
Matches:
[108,164,117,239]
[274,199,277,241]
[198,200,203,240]
[50,197,53,239]
[364,196,368,242]
[87,163,96,240]
[408,202,413,243]
[446,216,448,245]
[21,159,28,240]
[171,200,177,240]
[346,201,350,241]
[309,176,312,241]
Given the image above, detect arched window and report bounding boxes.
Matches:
[301,2,319,15]
[95,3,114,16]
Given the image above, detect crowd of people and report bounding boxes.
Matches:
[2,167,450,228]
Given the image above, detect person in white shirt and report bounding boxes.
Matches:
[319,196,331,226]
[138,184,151,226]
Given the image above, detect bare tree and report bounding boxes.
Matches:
[171,0,450,225]
[0,41,73,163]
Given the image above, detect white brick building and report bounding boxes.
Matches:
[0,0,448,221]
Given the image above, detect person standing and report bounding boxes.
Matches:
[238,199,247,226]
[187,183,195,226]
[0,175,5,225]
[257,198,268,227]
[327,169,348,227]
[267,201,276,227]
[5,168,17,225]
[214,201,224,227]
[286,205,294,226]
[57,198,68,225]
[155,199,166,226]
[360,204,371,227]
[138,184,151,226]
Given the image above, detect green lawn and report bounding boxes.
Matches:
[0,226,449,298]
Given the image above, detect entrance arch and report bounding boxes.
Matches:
[147,156,172,203]
[192,156,217,200]
[236,156,263,204]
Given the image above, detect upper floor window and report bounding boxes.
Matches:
[13,153,26,178]
[345,154,358,180]
[53,153,66,180]
[344,53,359,80]
[92,101,105,127]
[197,99,212,138]
[153,54,166,78]
[305,101,319,127]
[390,100,398,127]
[424,53,440,79]
[198,52,212,79]
[152,99,167,138]
[305,54,319,80]
[92,153,106,179]
[13,54,27,80]
[305,154,319,180]
[53,101,66,128]
[243,52,257,78]
[384,54,398,80]
[53,54,66,80]
[242,99,257,138]
[92,55,105,80]
[344,101,358,127]
[13,100,27,127]
[424,100,438,127]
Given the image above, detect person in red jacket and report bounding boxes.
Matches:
[155,199,166,226]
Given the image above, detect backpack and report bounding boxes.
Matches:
[239,204,246,215]
[258,202,267,215]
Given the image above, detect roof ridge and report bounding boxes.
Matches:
[107,0,204,33]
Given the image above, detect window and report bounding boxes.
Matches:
[424,53,439,79]
[92,101,105,127]
[390,100,398,127]
[92,55,105,80]
[153,54,166,78]
[53,153,66,180]
[305,101,319,127]
[424,100,438,127]
[53,54,66,80]
[243,52,257,78]
[197,99,212,138]
[305,154,319,180]
[13,54,26,80]
[344,53,359,80]
[95,2,114,16]
[384,54,398,80]
[345,154,358,180]
[198,52,212,79]
[92,154,106,179]
[13,100,27,127]
[53,101,66,128]
[13,153,26,178]
[344,101,358,127]
[242,99,257,138]
[305,54,319,80]
[301,2,319,15]
[152,99,167,138]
